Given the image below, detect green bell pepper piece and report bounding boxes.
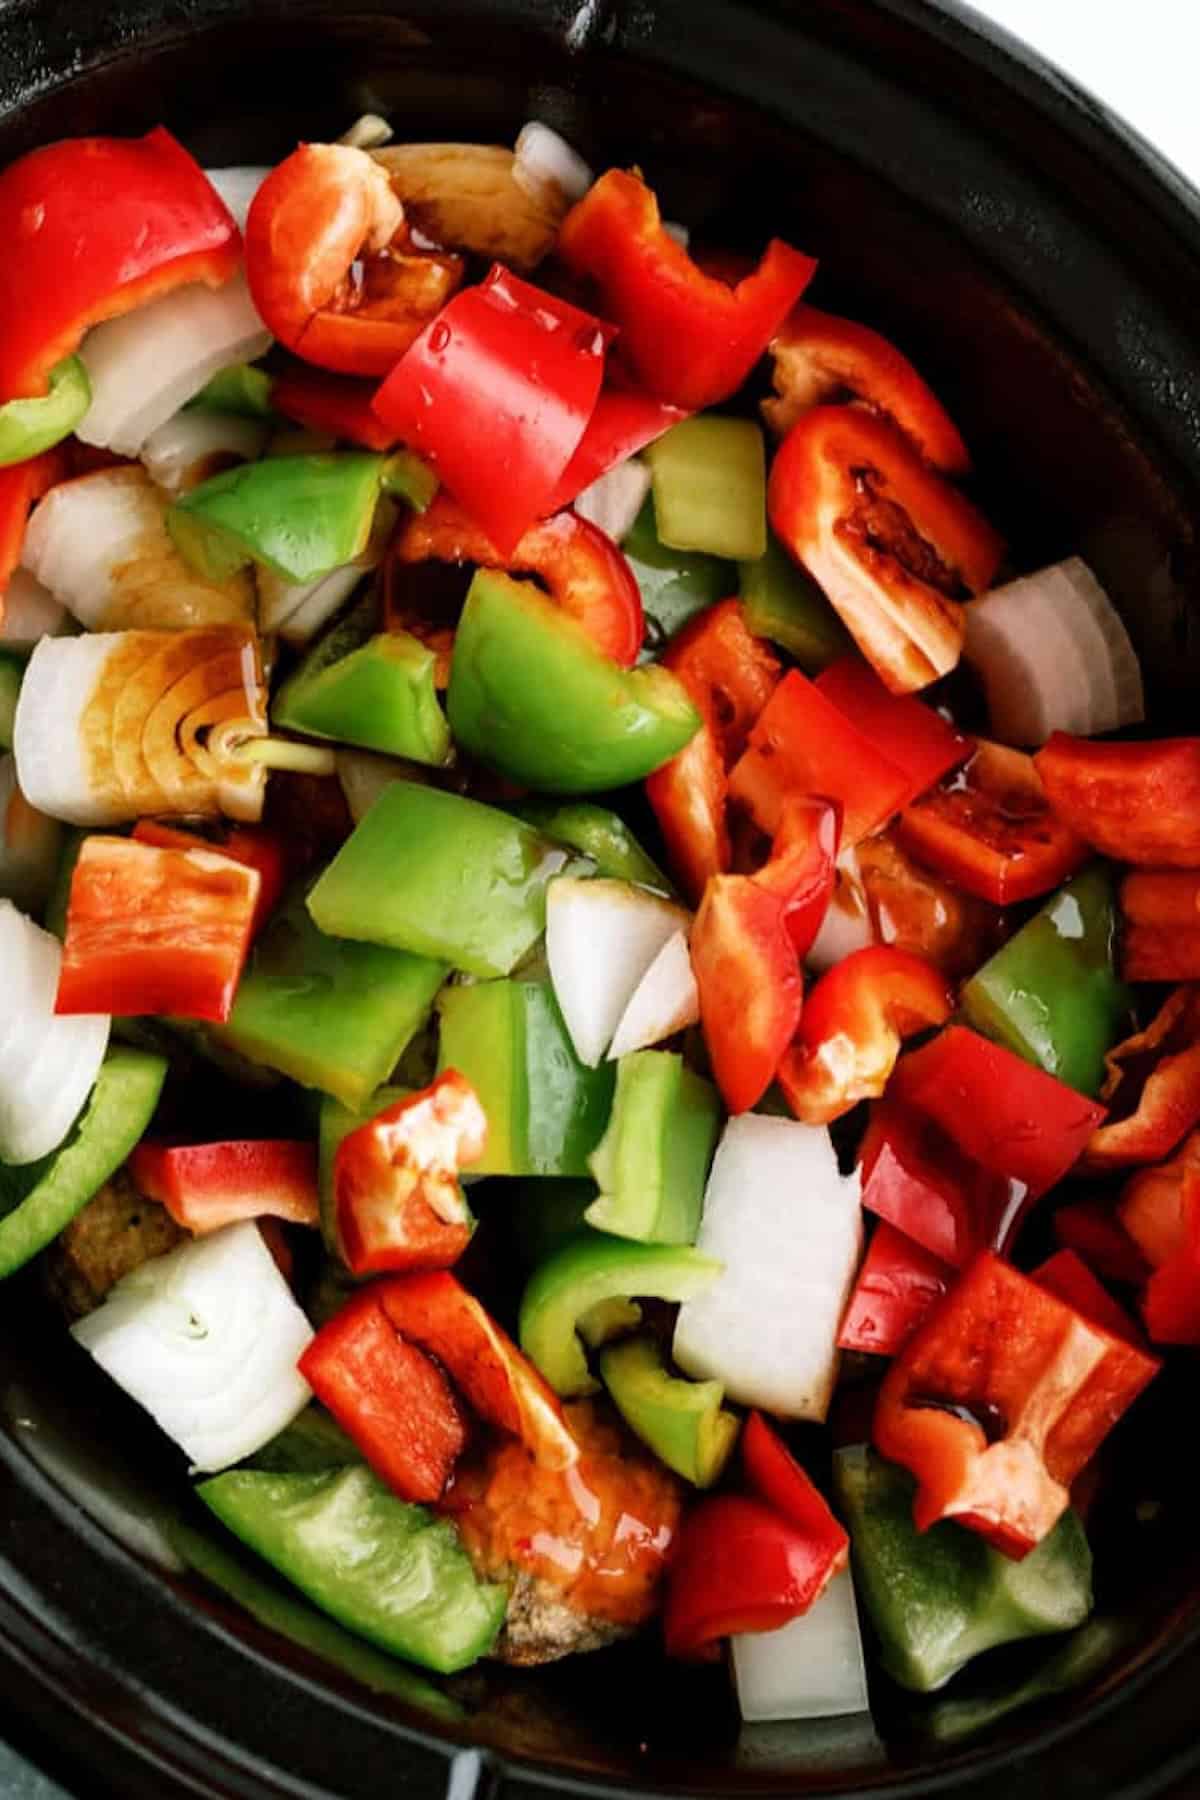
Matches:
[516,800,673,894]
[0,356,91,467]
[598,1334,738,1488]
[0,1048,168,1277]
[519,1231,721,1397]
[307,781,566,979]
[437,979,615,1177]
[646,414,767,562]
[317,1084,407,1258]
[834,1445,1093,1693]
[196,1464,506,1674]
[960,864,1133,1098]
[185,364,278,420]
[586,1050,720,1245]
[448,569,700,793]
[245,1406,363,1475]
[623,497,731,645]
[0,652,22,751]
[214,885,446,1109]
[170,453,392,585]
[739,531,851,671]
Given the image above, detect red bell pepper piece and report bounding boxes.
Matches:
[271,365,399,452]
[373,264,614,556]
[545,382,687,513]
[245,144,462,378]
[663,1495,844,1659]
[1082,988,1200,1172]
[376,1271,577,1471]
[0,128,239,402]
[645,599,781,900]
[858,1098,1023,1267]
[391,490,643,667]
[763,303,970,474]
[768,406,1004,695]
[1033,1249,1142,1345]
[333,1071,484,1277]
[131,818,287,938]
[0,448,66,596]
[897,739,1089,906]
[815,654,971,810]
[855,826,1005,979]
[1141,1170,1200,1345]
[558,168,815,412]
[1119,870,1200,982]
[1053,1198,1152,1286]
[298,1289,467,1502]
[728,667,911,848]
[778,944,952,1125]
[129,1139,319,1234]
[1034,733,1200,869]
[1117,1129,1200,1271]
[874,1250,1159,1556]
[55,835,259,1022]
[838,1220,954,1355]
[741,1412,850,1570]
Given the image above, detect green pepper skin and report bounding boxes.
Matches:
[0,652,22,751]
[586,1051,721,1245]
[960,864,1133,1098]
[0,1048,168,1277]
[215,886,446,1109]
[646,415,767,562]
[317,1085,407,1257]
[834,1446,1093,1694]
[739,531,851,671]
[623,498,731,645]
[598,1334,738,1488]
[307,782,566,979]
[0,356,91,466]
[197,1465,506,1674]
[516,800,673,894]
[186,364,277,420]
[447,570,701,794]
[245,1406,363,1475]
[437,979,614,1177]
[518,1232,721,1397]
[170,454,386,584]
[273,622,451,766]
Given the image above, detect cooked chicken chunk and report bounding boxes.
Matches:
[44,1166,185,1320]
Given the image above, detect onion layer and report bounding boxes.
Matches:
[141,408,269,495]
[732,1568,870,1720]
[573,458,652,544]
[0,567,67,648]
[0,899,110,1165]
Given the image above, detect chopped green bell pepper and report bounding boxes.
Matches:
[834,1445,1093,1694]
[186,363,277,420]
[598,1333,737,1488]
[317,1084,407,1258]
[245,1405,363,1475]
[586,1050,720,1245]
[519,1231,721,1397]
[516,800,673,894]
[0,652,21,751]
[447,570,700,794]
[197,1464,506,1674]
[960,864,1133,1099]
[646,414,767,562]
[623,498,731,646]
[436,978,614,1177]
[739,531,851,671]
[0,356,91,466]
[307,782,567,979]
[0,1048,168,1277]
[214,885,446,1109]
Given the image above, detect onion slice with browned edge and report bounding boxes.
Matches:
[0,899,110,1165]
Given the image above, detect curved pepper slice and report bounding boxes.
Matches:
[0,447,66,597]
[763,304,970,472]
[0,128,240,402]
[1034,733,1200,869]
[815,653,971,809]
[837,1219,953,1356]
[271,365,400,451]
[1117,1129,1200,1271]
[778,944,952,1126]
[1120,870,1200,982]
[874,1249,1158,1557]
[742,1412,851,1565]
[1081,986,1200,1172]
[558,168,815,412]
[1032,1249,1142,1346]
[392,490,643,667]
[546,383,686,512]
[0,357,91,468]
[769,406,1004,694]
[858,1098,1024,1268]
[1054,1197,1152,1286]
[1141,1170,1200,1345]
[130,1139,319,1234]
[132,818,287,938]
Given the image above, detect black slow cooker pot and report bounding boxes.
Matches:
[2,2,1200,1795]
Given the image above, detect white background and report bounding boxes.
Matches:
[972,0,1200,187]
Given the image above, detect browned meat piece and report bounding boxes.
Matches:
[43,1166,185,1320]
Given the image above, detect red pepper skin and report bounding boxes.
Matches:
[1082,988,1200,1172]
[874,1250,1159,1556]
[376,1272,577,1470]
[1141,1170,1200,1345]
[334,1072,484,1278]
[0,448,66,595]
[815,654,971,810]
[1117,1129,1200,1271]
[1035,734,1200,869]
[0,129,239,402]
[392,490,643,668]
[741,1412,850,1571]
[898,739,1089,906]
[558,169,816,412]
[545,383,686,513]
[1054,1198,1152,1286]
[768,406,1004,695]
[1119,870,1200,982]
[858,1099,1023,1268]
[131,819,287,938]
[298,1290,467,1502]
[271,366,400,451]
[373,264,614,556]
[728,667,910,848]
[129,1139,319,1234]
[763,304,971,473]
[779,945,952,1125]
[838,1220,954,1355]
[1033,1250,1142,1345]
[55,836,259,1022]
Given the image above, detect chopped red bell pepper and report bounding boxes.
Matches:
[741,1412,850,1570]
[376,1271,577,1470]
[545,382,687,512]
[1035,733,1200,869]
[129,1139,319,1234]
[298,1289,467,1502]
[815,654,971,810]
[1082,988,1200,1172]
[855,827,1005,979]
[392,490,643,667]
[858,1098,1022,1268]
[558,168,815,412]
[768,406,1004,694]
[897,739,1089,906]
[333,1071,484,1278]
[763,303,970,473]
[55,835,259,1022]
[1141,1170,1200,1345]
[663,1495,844,1659]
[1117,1129,1200,1270]
[1119,870,1200,982]
[874,1249,1159,1556]
[838,1219,954,1355]
[0,447,66,595]
[1033,1250,1142,1345]
[1053,1197,1152,1286]
[778,944,952,1125]
[373,264,614,556]
[727,667,910,847]
[131,818,287,938]
[0,128,239,402]
[271,366,400,451]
